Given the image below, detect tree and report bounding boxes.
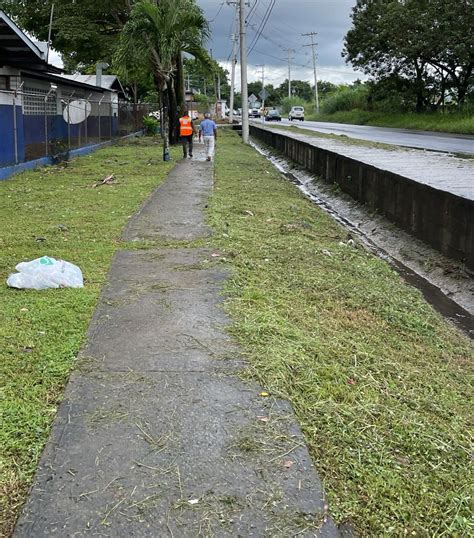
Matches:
[317,80,338,97]
[0,0,131,71]
[114,0,210,157]
[274,80,313,102]
[183,57,230,101]
[421,0,474,105]
[343,0,474,111]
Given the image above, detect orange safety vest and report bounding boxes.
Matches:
[179,116,193,136]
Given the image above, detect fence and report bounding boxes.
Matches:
[0,88,159,168]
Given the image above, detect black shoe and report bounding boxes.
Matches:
[183,154,187,159]
[189,154,193,158]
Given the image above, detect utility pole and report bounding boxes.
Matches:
[256,64,265,122]
[239,0,249,143]
[210,48,218,103]
[283,48,295,99]
[227,2,239,124]
[46,3,55,64]
[303,32,319,113]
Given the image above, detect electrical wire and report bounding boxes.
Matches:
[248,0,276,54]
[246,0,260,24]
[209,1,225,23]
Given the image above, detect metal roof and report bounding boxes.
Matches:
[0,9,61,73]
[23,70,107,93]
[57,74,125,96]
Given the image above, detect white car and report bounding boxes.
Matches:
[289,106,304,121]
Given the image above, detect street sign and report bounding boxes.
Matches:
[258,89,269,100]
[248,93,258,104]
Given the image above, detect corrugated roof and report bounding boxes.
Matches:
[0,9,61,73]
[59,74,114,88]
[56,74,126,96]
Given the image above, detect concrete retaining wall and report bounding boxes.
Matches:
[250,125,474,270]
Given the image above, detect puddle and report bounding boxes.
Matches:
[251,140,474,338]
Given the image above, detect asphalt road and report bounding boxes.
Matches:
[266,118,474,154]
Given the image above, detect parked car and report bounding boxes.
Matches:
[288,106,304,121]
[265,109,281,122]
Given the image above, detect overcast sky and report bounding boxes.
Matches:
[197,0,363,89]
[49,0,362,88]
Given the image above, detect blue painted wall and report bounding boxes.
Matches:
[0,104,25,166]
[1,105,121,167]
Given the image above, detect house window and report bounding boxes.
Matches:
[23,86,57,115]
[9,76,20,90]
[0,75,10,90]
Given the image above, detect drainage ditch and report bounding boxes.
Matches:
[250,139,474,338]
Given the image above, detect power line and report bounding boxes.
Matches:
[247,0,276,54]
[247,0,260,24]
[209,1,226,23]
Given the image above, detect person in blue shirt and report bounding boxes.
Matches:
[199,113,217,162]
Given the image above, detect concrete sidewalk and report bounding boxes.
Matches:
[15,144,340,537]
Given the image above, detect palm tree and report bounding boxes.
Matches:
[114,0,211,159]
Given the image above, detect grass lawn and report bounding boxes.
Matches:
[304,109,474,135]
[1,130,472,537]
[207,130,473,536]
[0,137,178,536]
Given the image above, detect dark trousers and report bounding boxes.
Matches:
[181,135,193,157]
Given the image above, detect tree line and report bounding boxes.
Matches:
[344,0,473,112]
[2,0,471,148]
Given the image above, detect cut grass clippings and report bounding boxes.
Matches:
[2,129,473,537]
[0,137,178,536]
[267,123,403,151]
[207,130,473,536]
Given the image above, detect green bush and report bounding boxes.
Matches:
[321,85,370,114]
[142,115,159,135]
[279,96,311,114]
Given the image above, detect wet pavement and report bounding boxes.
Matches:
[256,124,474,202]
[15,144,340,537]
[275,119,474,155]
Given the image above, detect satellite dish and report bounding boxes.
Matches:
[63,99,92,124]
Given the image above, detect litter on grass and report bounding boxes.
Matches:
[91,174,118,188]
[7,256,84,290]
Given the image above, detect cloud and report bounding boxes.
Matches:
[49,48,63,68]
[197,0,364,86]
[222,62,361,92]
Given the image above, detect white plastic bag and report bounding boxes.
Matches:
[7,256,84,290]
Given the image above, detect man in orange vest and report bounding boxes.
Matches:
[179,109,196,158]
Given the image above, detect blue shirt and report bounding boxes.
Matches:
[200,119,217,137]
